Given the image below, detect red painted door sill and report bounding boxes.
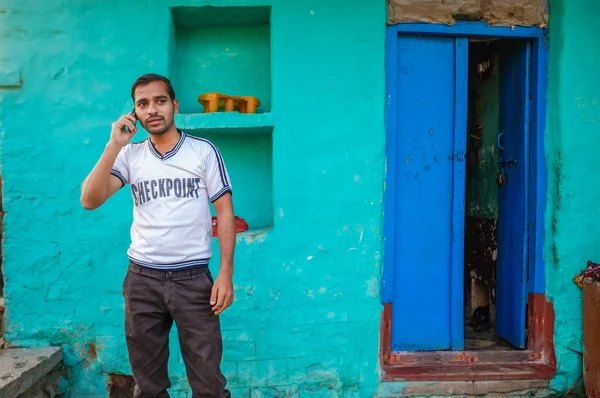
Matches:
[382,361,556,381]
[379,298,558,382]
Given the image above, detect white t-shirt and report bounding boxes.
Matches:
[111,130,232,270]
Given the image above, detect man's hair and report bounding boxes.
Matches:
[131,73,176,101]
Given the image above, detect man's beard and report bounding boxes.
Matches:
[145,118,173,135]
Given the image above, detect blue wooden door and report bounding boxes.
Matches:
[496,41,531,349]
[389,35,468,351]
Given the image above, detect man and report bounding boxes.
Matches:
[80,73,234,397]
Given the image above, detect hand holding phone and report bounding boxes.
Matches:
[109,108,138,147]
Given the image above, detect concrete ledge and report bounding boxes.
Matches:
[0,347,63,397]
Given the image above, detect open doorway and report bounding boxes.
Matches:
[383,21,552,381]
[465,39,502,350]
[464,38,531,351]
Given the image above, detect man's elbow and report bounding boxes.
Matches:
[80,199,98,211]
[80,194,101,210]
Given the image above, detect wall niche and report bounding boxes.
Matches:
[169,6,272,115]
[169,6,274,233]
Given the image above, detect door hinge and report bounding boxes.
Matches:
[449,152,465,162]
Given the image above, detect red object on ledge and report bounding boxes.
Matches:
[212,216,249,237]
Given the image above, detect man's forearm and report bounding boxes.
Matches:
[80,142,121,209]
[216,211,236,275]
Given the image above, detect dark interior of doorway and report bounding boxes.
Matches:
[464,39,524,351]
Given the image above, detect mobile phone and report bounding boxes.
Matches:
[127,106,138,133]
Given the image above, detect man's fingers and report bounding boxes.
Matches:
[114,118,130,130]
[123,120,136,132]
[210,285,218,306]
[219,293,231,310]
[127,123,138,135]
[215,292,234,315]
[116,115,136,129]
[215,289,226,310]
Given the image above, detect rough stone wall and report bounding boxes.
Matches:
[387,0,548,26]
[0,0,386,396]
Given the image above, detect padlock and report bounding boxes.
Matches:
[497,171,505,187]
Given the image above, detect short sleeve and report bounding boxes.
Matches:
[203,142,232,202]
[111,146,129,187]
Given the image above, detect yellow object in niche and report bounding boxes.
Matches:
[198,92,261,114]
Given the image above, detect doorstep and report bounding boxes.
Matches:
[379,300,557,382]
[379,379,552,397]
[382,361,556,381]
[381,347,556,381]
[0,347,63,397]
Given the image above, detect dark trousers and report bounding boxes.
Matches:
[123,263,231,398]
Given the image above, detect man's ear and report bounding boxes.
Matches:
[173,99,179,114]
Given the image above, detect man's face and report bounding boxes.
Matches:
[133,81,179,136]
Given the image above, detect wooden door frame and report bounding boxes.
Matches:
[381,21,554,381]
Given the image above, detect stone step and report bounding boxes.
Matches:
[0,347,62,397]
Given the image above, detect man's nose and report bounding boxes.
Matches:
[147,103,158,114]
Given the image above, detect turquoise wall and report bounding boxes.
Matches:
[545,0,600,392]
[3,0,594,396]
[0,0,386,396]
